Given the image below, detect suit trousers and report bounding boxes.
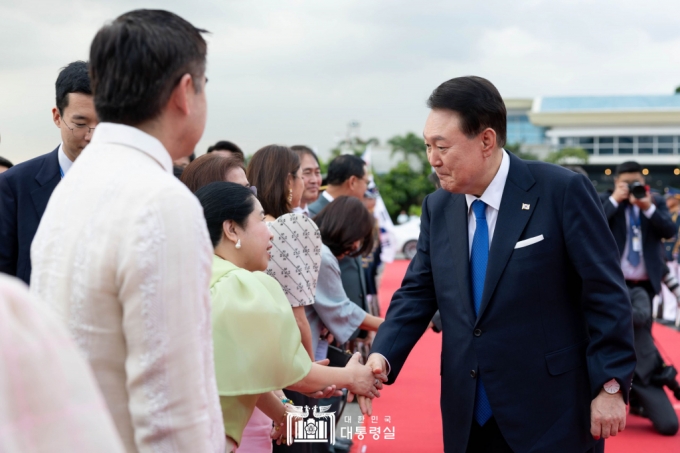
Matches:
[626,280,656,310]
[631,380,679,435]
[466,418,513,452]
[465,417,605,453]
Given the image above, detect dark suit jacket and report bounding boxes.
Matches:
[307,194,329,218]
[309,194,368,339]
[0,147,60,284]
[600,193,676,294]
[371,153,636,453]
[629,286,660,385]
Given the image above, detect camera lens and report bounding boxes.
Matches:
[629,182,647,199]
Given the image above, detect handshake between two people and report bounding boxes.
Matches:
[286,352,388,404]
[269,353,387,446]
[352,354,388,416]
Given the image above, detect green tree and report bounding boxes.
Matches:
[388,132,430,175]
[374,161,434,222]
[505,142,539,160]
[330,136,379,157]
[545,147,589,165]
[675,85,680,94]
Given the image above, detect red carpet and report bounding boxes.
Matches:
[352,260,443,452]
[351,260,680,452]
[607,323,680,452]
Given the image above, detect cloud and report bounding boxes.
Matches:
[2,0,680,163]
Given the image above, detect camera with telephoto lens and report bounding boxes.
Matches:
[628,181,648,199]
[651,364,680,400]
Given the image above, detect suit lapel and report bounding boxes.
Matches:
[475,153,537,325]
[30,148,61,218]
[613,205,628,257]
[640,204,649,245]
[444,193,475,326]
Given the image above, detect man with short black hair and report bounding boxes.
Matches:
[29,10,225,453]
[364,76,636,453]
[0,156,12,173]
[0,61,96,284]
[602,161,676,304]
[207,140,244,161]
[307,154,367,216]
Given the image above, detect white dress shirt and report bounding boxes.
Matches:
[57,143,74,178]
[608,196,656,281]
[293,205,309,216]
[30,123,225,453]
[464,150,510,257]
[322,190,335,203]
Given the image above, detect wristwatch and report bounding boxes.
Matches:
[603,379,621,395]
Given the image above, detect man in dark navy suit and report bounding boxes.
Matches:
[361,76,636,452]
[0,61,96,284]
[600,161,677,306]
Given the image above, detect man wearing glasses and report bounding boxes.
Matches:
[0,61,96,285]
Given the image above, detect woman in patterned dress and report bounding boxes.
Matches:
[246,145,317,359]
[247,146,336,453]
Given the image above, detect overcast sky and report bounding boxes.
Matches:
[2,0,680,163]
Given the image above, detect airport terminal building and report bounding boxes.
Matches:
[506,95,680,192]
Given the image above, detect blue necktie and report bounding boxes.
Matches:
[627,205,640,267]
[470,200,493,426]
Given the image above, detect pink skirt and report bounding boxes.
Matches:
[238,408,272,453]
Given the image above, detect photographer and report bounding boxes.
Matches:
[659,193,680,319]
[601,161,677,305]
[628,286,679,435]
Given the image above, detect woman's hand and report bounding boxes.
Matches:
[299,359,343,398]
[271,404,304,446]
[345,352,385,398]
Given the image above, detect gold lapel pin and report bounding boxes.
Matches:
[522,203,530,210]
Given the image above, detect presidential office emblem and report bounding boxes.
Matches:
[286,405,336,445]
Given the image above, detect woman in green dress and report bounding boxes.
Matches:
[195,182,384,451]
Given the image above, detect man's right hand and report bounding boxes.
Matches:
[346,353,385,399]
[612,182,630,204]
[356,354,388,415]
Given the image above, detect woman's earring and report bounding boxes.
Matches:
[235,239,241,249]
[288,188,293,203]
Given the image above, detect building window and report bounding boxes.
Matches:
[506,114,546,145]
[557,135,680,155]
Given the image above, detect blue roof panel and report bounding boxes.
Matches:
[539,95,680,112]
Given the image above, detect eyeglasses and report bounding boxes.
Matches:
[62,119,95,139]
